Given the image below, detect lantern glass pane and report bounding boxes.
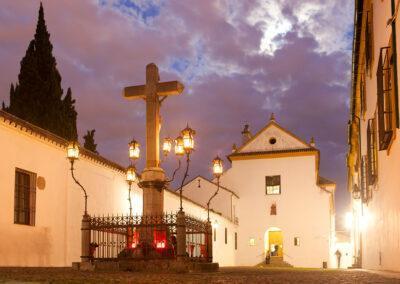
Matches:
[67,142,79,159]
[126,168,136,182]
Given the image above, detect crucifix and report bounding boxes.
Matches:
[123,63,184,215]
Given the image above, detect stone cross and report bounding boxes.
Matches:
[123,63,184,216]
[124,63,184,168]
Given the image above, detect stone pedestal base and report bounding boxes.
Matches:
[139,167,166,216]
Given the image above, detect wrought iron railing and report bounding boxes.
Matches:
[88,212,208,261]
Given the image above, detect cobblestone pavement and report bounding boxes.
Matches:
[0,267,399,284]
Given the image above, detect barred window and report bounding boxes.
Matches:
[377,43,395,150]
[14,169,36,226]
[266,175,281,195]
[367,118,378,185]
[361,156,371,203]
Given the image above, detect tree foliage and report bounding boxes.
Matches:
[83,129,98,154]
[2,3,77,141]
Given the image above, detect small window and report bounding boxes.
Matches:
[14,169,36,226]
[270,203,277,215]
[294,237,300,246]
[249,238,256,246]
[235,232,238,250]
[213,228,216,242]
[266,175,281,195]
[225,228,228,244]
[269,137,277,145]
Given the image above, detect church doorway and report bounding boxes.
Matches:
[264,227,283,258]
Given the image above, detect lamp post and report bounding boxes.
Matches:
[178,124,195,212]
[126,164,137,217]
[207,156,223,221]
[67,141,88,216]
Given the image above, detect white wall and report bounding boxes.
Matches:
[0,119,140,266]
[351,0,400,272]
[163,190,237,266]
[182,176,238,221]
[222,154,333,268]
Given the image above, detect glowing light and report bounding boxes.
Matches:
[67,141,80,160]
[345,212,353,230]
[212,156,223,177]
[162,137,172,155]
[126,165,137,183]
[360,209,373,231]
[174,136,185,156]
[129,140,140,160]
[181,124,195,152]
[212,220,219,229]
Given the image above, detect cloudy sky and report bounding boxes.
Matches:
[0,0,354,227]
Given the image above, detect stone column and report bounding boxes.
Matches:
[176,210,186,260]
[206,220,213,263]
[81,214,91,262]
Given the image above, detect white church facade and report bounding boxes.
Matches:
[0,109,336,268]
[182,116,336,267]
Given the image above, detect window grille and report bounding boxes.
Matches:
[266,175,281,195]
[14,169,36,226]
[361,156,370,203]
[377,45,394,150]
[367,118,378,185]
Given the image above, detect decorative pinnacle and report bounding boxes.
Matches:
[310,137,315,147]
[270,113,275,121]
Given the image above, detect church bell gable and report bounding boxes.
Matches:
[237,120,313,154]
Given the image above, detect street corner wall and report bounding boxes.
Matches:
[163,190,238,266]
[0,120,139,266]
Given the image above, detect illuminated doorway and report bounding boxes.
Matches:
[264,227,283,258]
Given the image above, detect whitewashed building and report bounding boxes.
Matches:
[183,115,336,268]
[348,0,400,272]
[0,109,236,267]
[0,109,334,268]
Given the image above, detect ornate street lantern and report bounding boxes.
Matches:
[126,165,137,184]
[181,124,195,153]
[212,156,223,177]
[162,137,172,156]
[174,136,185,156]
[66,141,88,216]
[129,139,140,160]
[67,141,80,161]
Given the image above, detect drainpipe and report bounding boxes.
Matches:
[391,0,400,127]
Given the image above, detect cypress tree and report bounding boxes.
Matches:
[3,3,78,141]
[83,129,98,154]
